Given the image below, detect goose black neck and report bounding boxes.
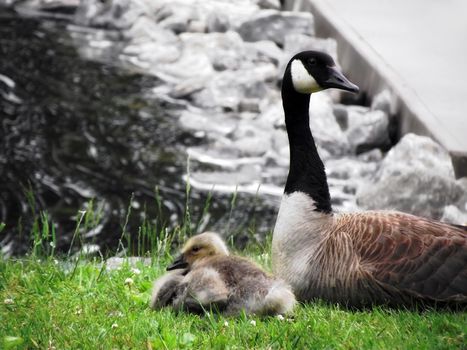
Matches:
[281,72,332,214]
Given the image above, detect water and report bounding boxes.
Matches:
[0,11,277,255]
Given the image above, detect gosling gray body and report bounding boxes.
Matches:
[151,232,296,315]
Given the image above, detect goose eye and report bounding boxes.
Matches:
[192,246,201,253]
[308,58,317,66]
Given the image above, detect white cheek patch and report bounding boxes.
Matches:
[290,59,322,94]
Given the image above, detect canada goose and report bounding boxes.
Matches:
[272,51,467,308]
[151,232,296,315]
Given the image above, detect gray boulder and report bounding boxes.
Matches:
[191,63,277,111]
[75,0,140,28]
[441,205,467,226]
[180,31,247,71]
[378,133,454,179]
[237,10,314,46]
[345,108,391,153]
[283,34,337,60]
[206,12,230,32]
[371,89,395,116]
[309,93,350,157]
[256,0,281,10]
[357,133,462,219]
[245,40,285,66]
[179,109,237,136]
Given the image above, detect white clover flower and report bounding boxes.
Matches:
[131,267,141,275]
[4,298,14,305]
[276,314,285,321]
[249,320,256,326]
[124,277,134,286]
[111,323,118,329]
[223,321,229,327]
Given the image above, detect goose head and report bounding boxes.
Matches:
[287,51,359,94]
[167,232,229,271]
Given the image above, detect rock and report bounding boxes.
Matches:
[245,40,285,66]
[379,133,455,179]
[155,2,197,34]
[152,48,214,83]
[238,98,261,113]
[237,10,314,46]
[75,0,142,28]
[454,177,467,211]
[231,121,273,156]
[256,0,281,10]
[196,0,260,30]
[346,109,390,153]
[187,165,283,197]
[191,165,263,185]
[326,158,379,181]
[371,89,395,116]
[180,31,247,71]
[441,205,467,226]
[179,108,237,136]
[357,148,383,162]
[283,34,337,60]
[256,100,283,126]
[187,145,264,169]
[358,170,463,219]
[357,134,462,219]
[122,17,181,66]
[332,104,348,130]
[191,63,277,111]
[170,78,208,99]
[153,0,259,33]
[206,12,230,32]
[309,93,350,157]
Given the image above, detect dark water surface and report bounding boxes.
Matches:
[0,11,276,255]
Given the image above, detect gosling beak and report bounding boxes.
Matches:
[167,254,188,271]
[324,66,359,93]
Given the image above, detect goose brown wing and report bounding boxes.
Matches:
[352,212,467,302]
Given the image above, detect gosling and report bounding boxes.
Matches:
[150,232,296,316]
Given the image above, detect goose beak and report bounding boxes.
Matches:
[324,66,359,93]
[167,254,188,271]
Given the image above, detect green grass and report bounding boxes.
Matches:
[1,249,466,349]
[0,190,466,349]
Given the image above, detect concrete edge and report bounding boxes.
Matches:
[284,0,467,178]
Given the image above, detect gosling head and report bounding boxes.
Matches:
[287,51,359,94]
[167,232,229,271]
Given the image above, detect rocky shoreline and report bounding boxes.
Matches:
[2,0,467,225]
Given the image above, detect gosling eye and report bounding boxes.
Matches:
[191,246,201,253]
